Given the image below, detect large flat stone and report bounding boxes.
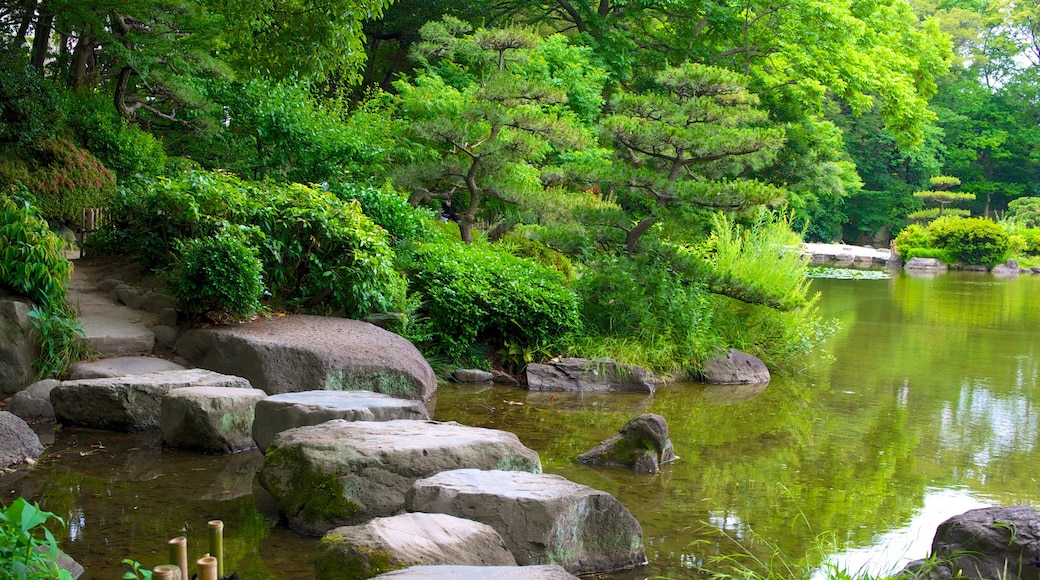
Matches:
[79,316,154,357]
[316,513,515,580]
[176,315,436,406]
[409,469,645,575]
[253,390,430,452]
[258,419,541,535]
[372,565,577,579]
[162,386,268,453]
[67,356,186,380]
[52,369,251,432]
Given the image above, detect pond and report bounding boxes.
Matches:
[4,269,1040,578]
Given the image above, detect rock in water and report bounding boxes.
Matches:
[0,411,44,467]
[577,414,675,473]
[258,419,541,535]
[176,315,436,406]
[700,349,770,385]
[525,358,654,393]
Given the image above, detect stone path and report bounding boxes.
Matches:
[69,259,162,359]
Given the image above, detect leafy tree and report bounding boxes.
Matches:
[392,18,604,243]
[909,175,974,222]
[600,62,786,254]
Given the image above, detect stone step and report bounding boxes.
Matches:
[78,316,155,357]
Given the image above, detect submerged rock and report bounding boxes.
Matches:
[700,349,770,385]
[0,411,44,468]
[316,513,516,580]
[176,315,436,406]
[258,419,541,535]
[408,469,645,575]
[901,506,1040,580]
[525,358,654,393]
[577,414,675,473]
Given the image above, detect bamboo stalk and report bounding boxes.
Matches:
[208,520,224,578]
[152,564,180,580]
[197,555,218,580]
[168,536,188,580]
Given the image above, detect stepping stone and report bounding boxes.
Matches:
[79,316,155,357]
[162,386,268,453]
[252,390,430,452]
[258,419,541,535]
[52,369,251,432]
[8,379,60,420]
[67,356,186,380]
[315,513,515,579]
[408,469,645,575]
[372,565,578,579]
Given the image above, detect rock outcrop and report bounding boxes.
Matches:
[177,315,436,406]
[525,358,654,393]
[700,349,770,385]
[161,386,268,453]
[0,411,44,467]
[408,469,645,575]
[258,419,541,535]
[577,414,675,473]
[252,390,429,452]
[902,506,1040,580]
[52,369,251,432]
[0,297,37,395]
[315,513,516,580]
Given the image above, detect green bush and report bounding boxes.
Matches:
[96,171,406,318]
[0,192,86,377]
[0,45,66,149]
[406,241,581,361]
[0,497,74,580]
[0,139,116,223]
[928,216,1009,267]
[1006,196,1040,228]
[167,230,265,321]
[68,92,166,178]
[330,182,433,244]
[893,223,932,259]
[1015,228,1040,256]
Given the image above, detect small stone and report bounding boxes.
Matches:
[451,369,493,383]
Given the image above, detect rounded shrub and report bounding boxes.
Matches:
[893,223,932,259]
[927,216,1009,267]
[167,230,265,322]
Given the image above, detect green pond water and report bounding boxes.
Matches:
[4,269,1040,578]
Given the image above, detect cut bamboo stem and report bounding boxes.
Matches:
[208,520,224,578]
[168,536,188,580]
[197,555,218,580]
[152,564,180,580]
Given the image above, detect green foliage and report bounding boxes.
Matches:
[498,228,576,281]
[121,559,153,580]
[0,139,115,223]
[329,182,434,244]
[1005,197,1040,228]
[67,92,166,179]
[928,216,1009,266]
[0,44,66,149]
[405,240,581,361]
[0,193,86,377]
[167,230,265,321]
[0,497,74,580]
[97,171,406,319]
[893,223,934,258]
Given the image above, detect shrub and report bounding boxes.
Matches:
[928,216,1009,267]
[167,230,265,321]
[1006,196,1040,228]
[68,92,166,178]
[406,241,581,361]
[0,44,66,149]
[0,192,86,377]
[0,139,116,223]
[893,223,932,259]
[0,497,74,580]
[330,182,433,244]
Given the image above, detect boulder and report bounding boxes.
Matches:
[132,293,177,313]
[7,379,60,420]
[315,513,516,580]
[162,386,268,453]
[158,308,179,328]
[52,369,251,432]
[0,297,37,395]
[902,506,1040,580]
[491,372,519,387]
[700,349,770,385]
[992,259,1021,276]
[525,358,654,393]
[258,419,541,535]
[252,390,430,452]
[576,414,675,474]
[372,565,577,579]
[0,411,44,467]
[904,257,948,271]
[78,316,155,357]
[177,315,436,406]
[67,356,187,380]
[408,469,645,575]
[451,369,493,383]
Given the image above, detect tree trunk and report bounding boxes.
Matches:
[71,29,96,89]
[15,0,37,46]
[626,215,657,254]
[29,11,53,72]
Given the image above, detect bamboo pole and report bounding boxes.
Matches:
[168,536,188,580]
[197,555,218,580]
[152,564,181,580]
[208,520,224,578]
